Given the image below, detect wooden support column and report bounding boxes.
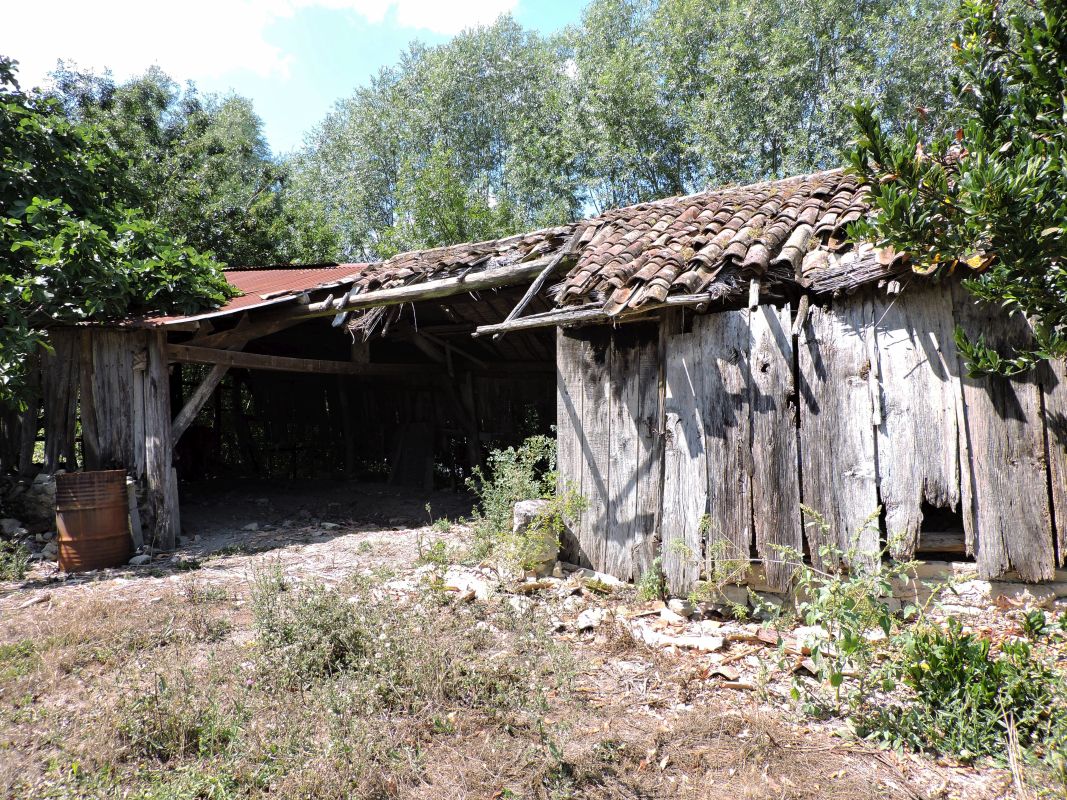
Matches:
[144,331,179,549]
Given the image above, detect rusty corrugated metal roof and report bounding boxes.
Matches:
[150,264,370,324]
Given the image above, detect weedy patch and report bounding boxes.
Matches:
[0,539,29,581]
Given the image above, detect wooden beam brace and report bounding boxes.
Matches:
[302,255,562,318]
[185,311,307,350]
[167,343,436,377]
[472,292,731,337]
[494,225,587,337]
[172,363,229,443]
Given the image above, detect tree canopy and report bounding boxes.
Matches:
[849,0,1067,375]
[48,65,338,267]
[290,0,958,260]
[0,57,235,405]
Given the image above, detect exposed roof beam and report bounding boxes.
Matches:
[167,343,434,377]
[301,255,568,319]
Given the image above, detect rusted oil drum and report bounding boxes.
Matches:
[55,470,130,571]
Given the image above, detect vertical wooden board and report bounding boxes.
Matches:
[1042,357,1067,565]
[661,328,707,594]
[633,324,664,578]
[605,325,660,581]
[578,329,612,574]
[797,301,880,568]
[749,304,802,591]
[557,330,586,564]
[90,330,136,468]
[607,332,640,580]
[42,329,80,471]
[952,285,1054,581]
[871,289,961,559]
[694,311,753,574]
[144,331,178,549]
[131,336,147,481]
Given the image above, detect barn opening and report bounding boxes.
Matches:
[167,273,557,518]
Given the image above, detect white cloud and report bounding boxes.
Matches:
[3,0,518,87]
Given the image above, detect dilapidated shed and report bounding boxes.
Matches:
[4,169,1064,591]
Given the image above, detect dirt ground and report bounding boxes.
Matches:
[0,481,1049,800]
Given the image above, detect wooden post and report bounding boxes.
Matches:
[144,331,178,549]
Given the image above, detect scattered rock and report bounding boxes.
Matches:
[242,522,259,532]
[576,608,605,631]
[128,554,152,566]
[563,565,626,588]
[42,541,58,559]
[443,568,494,601]
[513,499,556,575]
[320,522,341,530]
[660,608,689,625]
[667,598,695,617]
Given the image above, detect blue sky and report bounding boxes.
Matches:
[5,1,585,155]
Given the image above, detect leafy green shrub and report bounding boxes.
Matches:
[866,620,1067,764]
[0,539,29,581]
[466,434,585,570]
[636,556,667,602]
[778,507,924,713]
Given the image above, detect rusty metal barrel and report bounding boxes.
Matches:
[55,470,131,571]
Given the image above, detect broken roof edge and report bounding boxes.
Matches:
[110,168,895,331]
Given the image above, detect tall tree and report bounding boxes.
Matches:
[291,17,582,260]
[849,0,1067,375]
[49,65,337,266]
[0,57,234,405]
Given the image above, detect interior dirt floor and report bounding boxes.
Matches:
[0,481,1051,800]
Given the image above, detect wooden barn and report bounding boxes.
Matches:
[3,169,1064,590]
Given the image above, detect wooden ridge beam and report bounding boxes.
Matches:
[301,255,566,319]
[167,344,434,377]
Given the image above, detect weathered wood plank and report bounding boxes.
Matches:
[41,330,80,471]
[557,330,586,565]
[604,325,660,580]
[89,330,136,469]
[662,325,708,594]
[952,285,1054,581]
[144,331,178,549]
[694,311,753,578]
[871,289,961,559]
[607,333,639,580]
[749,304,802,591]
[578,329,612,573]
[633,322,664,578]
[168,344,435,377]
[172,365,229,443]
[1042,357,1067,566]
[797,301,880,569]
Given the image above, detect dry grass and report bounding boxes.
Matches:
[0,563,1018,800]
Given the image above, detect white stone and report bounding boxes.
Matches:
[668,598,695,616]
[320,522,341,530]
[576,608,605,631]
[242,523,259,532]
[443,568,494,601]
[660,608,688,625]
[513,499,557,571]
